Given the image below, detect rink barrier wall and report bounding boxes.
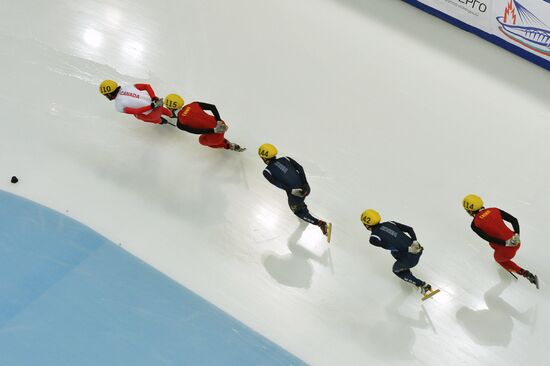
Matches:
[401,0,550,71]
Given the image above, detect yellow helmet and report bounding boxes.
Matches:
[164,94,184,110]
[463,194,483,212]
[258,143,278,159]
[361,209,381,226]
[99,80,118,95]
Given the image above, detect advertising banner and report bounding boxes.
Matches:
[420,0,493,30]
[404,0,550,69]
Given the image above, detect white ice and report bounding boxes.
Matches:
[1,0,549,365]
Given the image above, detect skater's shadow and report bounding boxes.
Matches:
[57,132,231,229]
[363,286,430,361]
[262,222,329,289]
[165,153,229,226]
[456,270,534,346]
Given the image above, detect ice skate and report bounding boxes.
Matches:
[419,283,440,301]
[521,270,539,289]
[227,142,246,152]
[318,220,332,243]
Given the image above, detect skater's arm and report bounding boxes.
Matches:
[134,83,157,99]
[286,157,309,187]
[369,235,397,251]
[197,102,221,121]
[369,235,385,248]
[500,209,520,234]
[263,169,288,190]
[392,222,417,241]
[123,105,153,115]
[471,222,507,245]
[177,123,215,134]
[161,107,173,118]
[286,157,306,178]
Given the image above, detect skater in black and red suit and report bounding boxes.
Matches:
[163,93,245,152]
[463,194,539,288]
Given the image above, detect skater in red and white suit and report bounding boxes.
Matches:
[163,93,245,152]
[99,80,172,124]
[463,194,538,288]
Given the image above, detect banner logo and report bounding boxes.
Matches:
[496,0,550,56]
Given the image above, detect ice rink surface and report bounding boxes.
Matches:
[1,0,549,365]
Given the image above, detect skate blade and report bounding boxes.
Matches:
[326,222,332,243]
[421,289,440,301]
[535,275,540,290]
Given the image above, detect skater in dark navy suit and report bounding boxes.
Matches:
[361,209,437,298]
[259,143,331,242]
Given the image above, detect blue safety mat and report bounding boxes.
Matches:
[0,190,305,366]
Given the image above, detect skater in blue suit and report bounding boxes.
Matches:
[361,209,437,299]
[259,143,331,242]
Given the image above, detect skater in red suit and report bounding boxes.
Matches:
[463,194,538,288]
[163,93,245,152]
[99,80,172,124]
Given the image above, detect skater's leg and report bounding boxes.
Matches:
[491,244,538,287]
[407,252,421,268]
[491,243,522,273]
[135,107,165,123]
[393,257,424,287]
[199,133,226,149]
[288,195,320,225]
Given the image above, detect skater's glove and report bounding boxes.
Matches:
[214,120,228,133]
[408,241,423,254]
[506,233,521,247]
[151,98,164,109]
[291,188,306,197]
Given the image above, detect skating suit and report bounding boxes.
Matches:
[471,208,522,273]
[114,84,171,124]
[176,102,227,148]
[263,157,318,225]
[369,221,417,256]
[370,221,424,286]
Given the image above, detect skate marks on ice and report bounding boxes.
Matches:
[421,304,438,334]
[262,222,331,289]
[0,35,121,122]
[455,270,536,347]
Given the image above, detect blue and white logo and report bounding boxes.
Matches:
[497,0,550,56]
